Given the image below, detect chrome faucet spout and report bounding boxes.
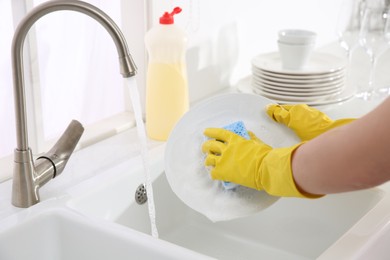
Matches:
[11,0,137,208]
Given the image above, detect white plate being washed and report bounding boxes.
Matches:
[165,93,300,222]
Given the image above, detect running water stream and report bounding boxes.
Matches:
[126,77,159,238]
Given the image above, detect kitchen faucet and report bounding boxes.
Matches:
[11,0,137,208]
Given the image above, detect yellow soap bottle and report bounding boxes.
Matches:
[145,7,189,141]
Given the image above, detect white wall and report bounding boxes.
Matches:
[149,0,344,103]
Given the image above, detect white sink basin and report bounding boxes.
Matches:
[352,223,390,259]
[68,156,387,260]
[0,207,206,260]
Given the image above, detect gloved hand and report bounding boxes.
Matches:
[202,128,321,198]
[266,104,355,141]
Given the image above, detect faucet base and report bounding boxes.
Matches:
[12,149,39,208]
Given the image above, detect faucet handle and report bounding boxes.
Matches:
[36,120,84,181]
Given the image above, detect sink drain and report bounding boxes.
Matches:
[135,183,148,205]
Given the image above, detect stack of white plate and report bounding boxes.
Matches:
[248,52,352,105]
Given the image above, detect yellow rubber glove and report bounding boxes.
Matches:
[202,128,321,198]
[266,104,355,141]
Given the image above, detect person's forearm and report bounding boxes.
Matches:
[291,98,390,195]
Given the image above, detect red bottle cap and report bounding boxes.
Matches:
[159,7,182,24]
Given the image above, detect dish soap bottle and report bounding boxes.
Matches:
[145,7,189,141]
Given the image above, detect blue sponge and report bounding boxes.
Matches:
[222,121,250,190]
[223,121,250,140]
